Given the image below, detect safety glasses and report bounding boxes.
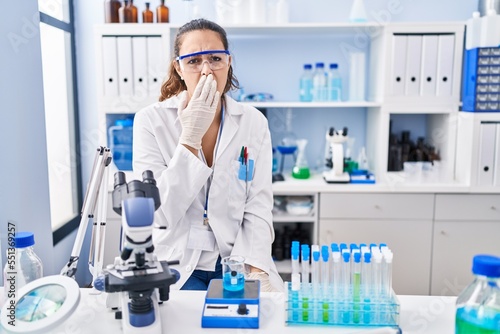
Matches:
[176,50,230,73]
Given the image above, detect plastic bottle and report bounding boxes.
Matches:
[312,62,327,102]
[3,232,43,297]
[466,11,482,49]
[455,254,500,334]
[327,63,342,101]
[299,64,313,102]
[480,9,500,47]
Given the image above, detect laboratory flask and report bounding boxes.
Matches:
[3,232,43,299]
[455,254,500,334]
[292,139,310,179]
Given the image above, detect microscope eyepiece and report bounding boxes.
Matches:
[114,171,127,188]
[142,170,156,185]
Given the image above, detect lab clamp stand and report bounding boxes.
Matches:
[60,147,179,334]
[323,127,351,183]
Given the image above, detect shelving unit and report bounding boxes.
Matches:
[94,22,498,291]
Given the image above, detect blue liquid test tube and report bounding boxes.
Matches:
[311,246,320,322]
[362,251,372,324]
[290,242,300,321]
[352,251,361,324]
[341,251,351,324]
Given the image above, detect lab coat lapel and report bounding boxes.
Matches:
[216,97,242,158]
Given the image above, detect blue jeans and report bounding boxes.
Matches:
[180,256,222,290]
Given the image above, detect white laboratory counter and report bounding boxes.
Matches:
[1,289,457,334]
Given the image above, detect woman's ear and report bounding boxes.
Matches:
[228,55,232,68]
[173,60,183,80]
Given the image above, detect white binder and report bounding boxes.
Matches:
[420,35,439,96]
[147,37,165,97]
[404,35,423,96]
[101,37,119,97]
[494,123,500,186]
[477,122,497,186]
[132,37,148,97]
[391,34,408,96]
[117,37,134,96]
[436,34,455,97]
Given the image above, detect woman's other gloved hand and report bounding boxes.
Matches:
[178,74,220,150]
[247,271,277,292]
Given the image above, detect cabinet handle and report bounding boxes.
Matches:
[374,205,380,209]
[440,230,447,236]
[491,206,497,210]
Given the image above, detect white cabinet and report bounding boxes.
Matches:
[272,192,318,276]
[431,194,500,296]
[319,193,434,295]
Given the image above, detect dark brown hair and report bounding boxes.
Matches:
[159,19,239,102]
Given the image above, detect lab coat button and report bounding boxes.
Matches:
[186,265,192,272]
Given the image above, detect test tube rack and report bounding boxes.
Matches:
[285,282,400,327]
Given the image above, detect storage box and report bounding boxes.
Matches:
[462,47,500,112]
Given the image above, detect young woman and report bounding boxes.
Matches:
[133,18,283,292]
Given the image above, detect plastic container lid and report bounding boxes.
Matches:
[472,254,500,278]
[15,232,35,248]
[303,64,312,70]
[315,62,325,68]
[330,63,338,69]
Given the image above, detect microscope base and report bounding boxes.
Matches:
[323,171,350,183]
[121,291,162,334]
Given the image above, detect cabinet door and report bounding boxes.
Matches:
[319,218,433,295]
[431,220,500,296]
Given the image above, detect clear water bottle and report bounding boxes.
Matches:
[3,232,43,296]
[312,62,327,101]
[327,63,342,101]
[299,64,313,102]
[455,254,500,334]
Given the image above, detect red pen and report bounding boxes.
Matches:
[244,147,248,165]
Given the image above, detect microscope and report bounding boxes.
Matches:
[60,148,179,334]
[103,170,179,334]
[323,127,351,183]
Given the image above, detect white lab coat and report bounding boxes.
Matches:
[133,94,284,292]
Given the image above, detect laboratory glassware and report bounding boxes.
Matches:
[292,139,311,179]
[156,0,169,22]
[104,0,121,23]
[455,254,500,333]
[3,232,43,296]
[222,255,246,291]
[349,0,368,22]
[327,63,342,101]
[312,62,327,101]
[299,64,313,102]
[128,0,138,23]
[142,2,154,23]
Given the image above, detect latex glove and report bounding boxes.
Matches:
[247,271,276,292]
[178,74,220,150]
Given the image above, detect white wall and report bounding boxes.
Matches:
[0,0,54,278]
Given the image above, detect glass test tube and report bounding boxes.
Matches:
[321,245,330,323]
[301,244,310,322]
[311,247,320,298]
[291,242,301,291]
[372,250,382,324]
[383,251,393,298]
[362,251,372,324]
[352,251,361,324]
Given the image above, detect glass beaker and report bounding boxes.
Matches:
[292,139,310,179]
[222,255,246,291]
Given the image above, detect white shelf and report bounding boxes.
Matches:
[241,101,382,109]
[273,212,315,223]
